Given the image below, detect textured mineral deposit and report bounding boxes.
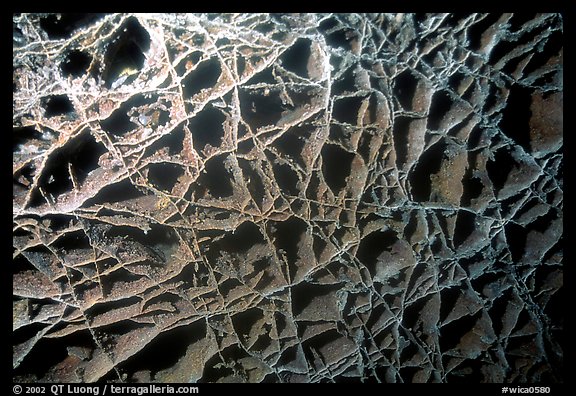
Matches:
[13,13,562,383]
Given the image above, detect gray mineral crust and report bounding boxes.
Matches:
[13,13,562,383]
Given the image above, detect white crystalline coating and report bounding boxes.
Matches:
[13,13,562,383]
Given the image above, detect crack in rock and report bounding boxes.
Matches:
[13,13,563,383]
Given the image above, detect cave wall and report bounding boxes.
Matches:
[13,13,563,383]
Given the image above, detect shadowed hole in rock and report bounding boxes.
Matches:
[28,133,105,200]
[246,67,276,85]
[254,21,275,34]
[364,304,389,336]
[201,344,250,382]
[83,178,143,206]
[439,310,481,352]
[13,126,46,152]
[499,86,532,152]
[398,366,424,383]
[541,235,562,264]
[543,284,562,327]
[306,171,322,201]
[270,128,308,169]
[445,359,485,382]
[237,124,249,141]
[403,213,418,240]
[280,38,311,78]
[439,287,462,324]
[367,93,382,125]
[100,267,145,297]
[147,163,183,194]
[321,144,355,193]
[216,279,241,300]
[466,14,503,52]
[238,159,266,207]
[504,222,527,262]
[103,17,150,89]
[218,221,265,254]
[521,27,562,77]
[453,210,477,247]
[527,209,558,233]
[182,58,221,99]
[268,217,307,279]
[392,116,412,168]
[318,16,338,31]
[409,139,447,202]
[291,282,340,320]
[399,339,420,364]
[460,172,483,207]
[466,125,488,150]
[531,265,560,306]
[332,66,357,95]
[42,95,75,118]
[175,51,203,76]
[12,310,48,344]
[99,95,156,136]
[215,37,230,47]
[471,272,507,301]
[67,133,107,184]
[532,71,558,88]
[405,261,429,297]
[300,329,349,367]
[119,320,207,379]
[272,161,299,196]
[232,307,264,343]
[401,293,434,331]
[236,55,246,77]
[486,147,516,194]
[323,27,352,51]
[394,70,419,110]
[506,333,537,356]
[430,237,445,256]
[189,107,226,152]
[146,126,185,156]
[427,90,453,131]
[195,156,233,198]
[51,229,91,251]
[239,88,285,130]
[13,328,95,380]
[447,71,467,93]
[333,96,364,125]
[12,254,38,276]
[60,50,92,78]
[507,13,539,33]
[37,155,72,198]
[356,229,397,276]
[482,85,503,114]
[488,289,514,335]
[39,13,106,40]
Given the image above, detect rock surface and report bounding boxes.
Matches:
[13,13,562,383]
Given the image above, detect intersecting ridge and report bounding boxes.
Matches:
[13,13,563,383]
